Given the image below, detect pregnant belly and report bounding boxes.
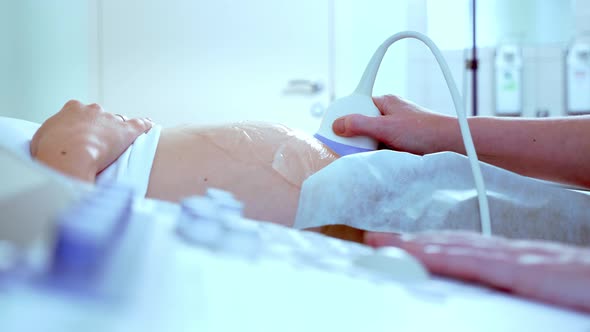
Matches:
[145,122,337,226]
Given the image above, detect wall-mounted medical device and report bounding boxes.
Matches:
[495,45,523,116]
[566,42,590,114]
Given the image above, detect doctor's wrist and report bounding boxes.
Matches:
[428,115,464,155]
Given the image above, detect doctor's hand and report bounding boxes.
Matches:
[364,231,590,313]
[332,95,454,155]
[31,100,153,183]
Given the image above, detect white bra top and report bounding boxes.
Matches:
[0,116,161,197]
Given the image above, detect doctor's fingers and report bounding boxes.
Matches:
[408,238,590,312]
[377,231,581,258]
[450,232,582,258]
[371,232,590,304]
[332,113,393,141]
[365,231,503,250]
[372,95,409,115]
[369,231,590,282]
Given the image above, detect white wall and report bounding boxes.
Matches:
[404,0,468,116]
[0,1,21,119]
[333,1,409,98]
[0,1,415,127]
[476,0,575,47]
[98,0,332,133]
[0,0,93,123]
[97,0,413,132]
[2,1,585,126]
[575,0,590,36]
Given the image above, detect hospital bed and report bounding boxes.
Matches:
[0,144,589,332]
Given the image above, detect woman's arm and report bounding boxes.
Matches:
[333,95,590,189]
[31,100,153,182]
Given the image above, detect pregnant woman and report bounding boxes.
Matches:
[30,99,338,228]
[25,99,590,313]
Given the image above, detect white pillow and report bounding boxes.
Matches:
[0,116,41,161]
